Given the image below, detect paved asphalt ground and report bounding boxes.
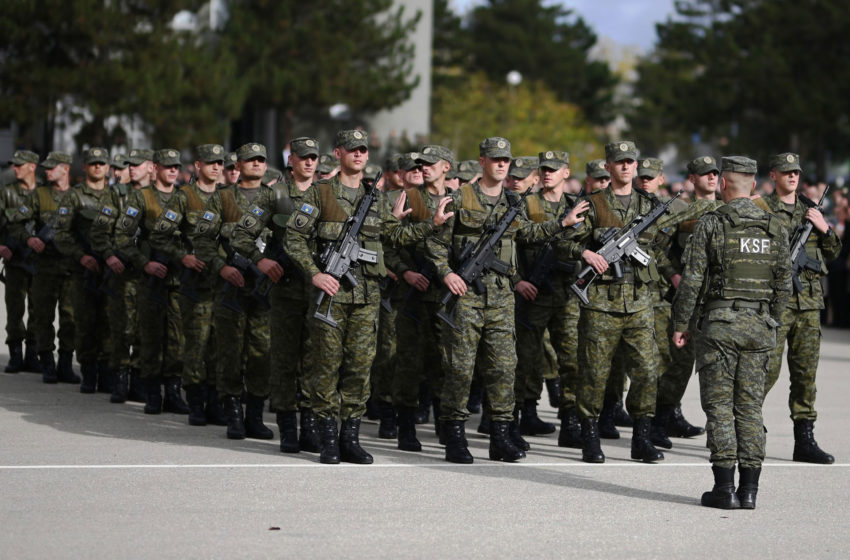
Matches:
[1,302,848,558]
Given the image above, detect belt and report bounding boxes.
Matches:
[703,299,769,313]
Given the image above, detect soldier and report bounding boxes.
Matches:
[756,153,842,464]
[115,148,188,415]
[564,141,666,464]
[672,156,791,509]
[229,136,323,453]
[584,159,610,193]
[505,156,539,193]
[449,160,481,190]
[111,153,130,185]
[222,152,240,187]
[316,153,338,180]
[284,130,450,465]
[426,137,587,464]
[10,151,78,383]
[2,150,42,373]
[126,148,154,189]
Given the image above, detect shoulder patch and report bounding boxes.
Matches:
[126,206,139,217]
[300,203,315,215]
[101,206,114,216]
[202,211,215,221]
[251,205,264,217]
[165,210,179,222]
[58,207,69,215]
[19,205,29,215]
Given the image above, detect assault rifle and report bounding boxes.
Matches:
[570,191,682,305]
[436,186,533,330]
[177,236,201,303]
[145,250,171,307]
[790,186,829,294]
[399,258,437,323]
[220,237,272,313]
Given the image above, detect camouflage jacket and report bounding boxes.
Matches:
[54,183,119,265]
[113,186,175,274]
[9,185,74,265]
[1,180,39,264]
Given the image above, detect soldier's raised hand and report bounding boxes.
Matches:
[392,190,412,220]
[433,196,454,226]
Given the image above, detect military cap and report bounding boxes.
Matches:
[195,144,225,163]
[586,159,610,179]
[363,163,381,181]
[687,155,720,175]
[385,154,402,172]
[638,157,664,179]
[40,151,73,169]
[509,156,539,179]
[538,150,569,170]
[291,137,320,158]
[455,160,482,182]
[125,148,154,165]
[154,148,182,167]
[110,153,128,169]
[263,167,282,184]
[399,152,423,171]
[335,129,368,150]
[9,150,39,165]
[236,142,267,161]
[768,152,802,173]
[224,152,237,169]
[721,156,758,174]
[84,147,110,165]
[418,144,455,166]
[317,153,337,174]
[605,140,638,162]
[479,137,512,158]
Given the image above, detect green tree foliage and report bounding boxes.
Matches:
[631,0,850,175]
[431,72,602,165]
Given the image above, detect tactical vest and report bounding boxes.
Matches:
[451,183,517,273]
[183,185,222,240]
[525,194,546,224]
[405,187,432,223]
[141,188,165,230]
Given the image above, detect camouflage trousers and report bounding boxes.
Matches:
[3,264,36,343]
[392,299,444,409]
[30,261,75,354]
[515,297,574,405]
[558,295,581,411]
[371,301,397,405]
[697,307,775,468]
[215,289,270,399]
[576,306,659,420]
[765,307,821,421]
[658,322,696,408]
[105,275,139,370]
[307,298,379,421]
[269,285,311,413]
[137,281,183,380]
[70,269,111,364]
[178,286,216,388]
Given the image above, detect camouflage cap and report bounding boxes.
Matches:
[769,152,802,173]
[263,167,282,184]
[291,136,320,158]
[479,137,511,158]
[317,153,337,173]
[335,129,368,150]
[385,154,402,172]
[455,160,481,182]
[224,152,237,168]
[721,156,758,175]
[40,151,73,169]
[418,144,455,166]
[195,144,226,163]
[84,147,110,165]
[9,150,39,165]
[154,148,182,167]
[509,156,539,179]
[605,140,638,162]
[399,152,423,171]
[586,159,610,179]
[110,153,128,169]
[236,142,267,161]
[538,150,569,170]
[126,148,154,165]
[638,157,664,178]
[363,163,382,181]
[687,155,720,175]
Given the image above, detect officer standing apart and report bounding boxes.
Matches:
[673,156,791,509]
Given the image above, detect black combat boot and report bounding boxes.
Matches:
[650,406,674,449]
[299,408,321,453]
[520,399,556,436]
[204,385,228,426]
[110,366,130,404]
[477,411,491,435]
[443,420,473,464]
[397,407,422,452]
[79,361,97,393]
[598,396,620,439]
[23,340,41,373]
[162,377,189,414]
[668,405,705,437]
[4,341,23,373]
[415,383,431,424]
[545,376,562,409]
[737,466,761,509]
[40,352,58,384]
[467,379,483,414]
[793,419,835,464]
[276,411,300,453]
[489,420,525,462]
[96,360,113,394]
[57,351,80,384]
[144,378,163,415]
[223,395,245,439]
[244,396,274,439]
[185,384,207,426]
[128,368,146,403]
[613,398,633,427]
[365,395,380,420]
[318,416,340,464]
[581,418,605,463]
[631,417,665,463]
[377,400,398,439]
[510,405,530,451]
[701,465,740,509]
[558,408,582,449]
[340,418,373,464]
